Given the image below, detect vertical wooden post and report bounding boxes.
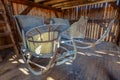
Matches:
[0,0,19,55]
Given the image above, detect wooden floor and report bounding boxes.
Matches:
[0,42,120,80]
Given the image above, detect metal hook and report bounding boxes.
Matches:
[95,4,97,8]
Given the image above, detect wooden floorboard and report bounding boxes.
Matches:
[0,42,120,80]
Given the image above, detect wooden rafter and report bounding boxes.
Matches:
[43,0,68,5]
[34,0,45,3]
[60,0,116,9]
[20,6,32,15]
[54,11,59,18]
[10,0,62,12]
[52,0,86,8]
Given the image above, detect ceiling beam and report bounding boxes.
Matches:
[20,6,33,15]
[10,0,62,12]
[52,0,86,8]
[34,0,45,3]
[43,0,67,5]
[60,0,116,9]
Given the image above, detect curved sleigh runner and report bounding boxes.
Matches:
[14,15,76,75]
[67,18,115,50]
[51,16,115,59]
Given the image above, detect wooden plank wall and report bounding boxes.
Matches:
[8,2,120,46]
[12,3,62,22]
[8,2,62,43]
[63,3,120,44]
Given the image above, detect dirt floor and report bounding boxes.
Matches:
[0,42,120,80]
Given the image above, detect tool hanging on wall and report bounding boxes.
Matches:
[83,6,85,16]
[104,2,108,19]
[116,0,120,6]
[85,5,88,17]
[94,4,97,19]
[95,4,97,9]
[97,3,100,19]
[71,8,73,20]
[92,4,95,39]
[94,4,97,39]
[100,3,103,8]
[80,7,82,16]
[67,9,69,19]
[89,5,92,39]
[88,5,91,19]
[73,8,76,20]
[84,6,86,17]
[78,7,81,18]
[96,3,100,39]
[76,6,78,20]
[97,3,100,8]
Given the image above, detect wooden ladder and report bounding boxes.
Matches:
[0,0,18,55]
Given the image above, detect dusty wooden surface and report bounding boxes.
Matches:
[0,42,120,80]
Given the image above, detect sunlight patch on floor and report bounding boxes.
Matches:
[8,55,17,62]
[19,68,29,75]
[9,58,14,61]
[77,51,103,57]
[47,77,55,80]
[118,55,120,57]
[116,61,120,64]
[18,59,24,63]
[77,52,86,55]
[65,61,72,65]
[12,61,18,63]
[108,53,115,56]
[95,51,107,54]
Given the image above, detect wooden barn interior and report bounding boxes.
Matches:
[0,0,120,80]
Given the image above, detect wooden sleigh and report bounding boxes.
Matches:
[14,14,114,75]
[14,15,75,75]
